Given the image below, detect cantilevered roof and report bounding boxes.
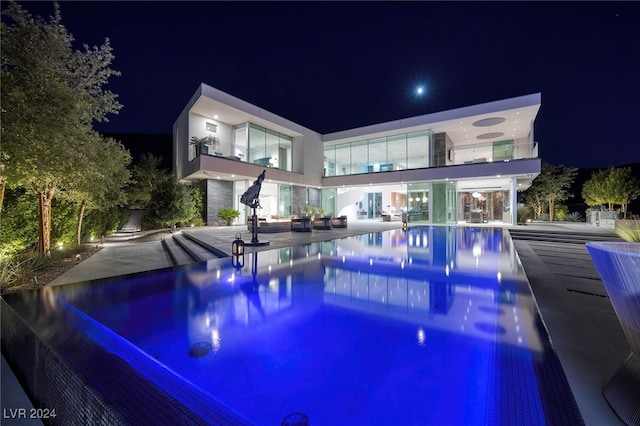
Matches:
[321,93,541,146]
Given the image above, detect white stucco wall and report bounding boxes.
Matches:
[188,113,233,156]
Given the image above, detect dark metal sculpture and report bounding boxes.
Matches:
[241,170,269,246]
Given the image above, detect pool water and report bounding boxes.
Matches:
[48,227,581,425]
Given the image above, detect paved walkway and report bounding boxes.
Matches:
[2,220,629,425]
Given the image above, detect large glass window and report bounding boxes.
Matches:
[324,145,336,176]
[407,183,429,222]
[407,131,430,169]
[265,130,280,167]
[351,141,368,174]
[233,124,248,160]
[279,136,292,170]
[368,138,387,172]
[278,184,292,217]
[249,125,266,165]
[321,188,336,217]
[387,134,407,171]
[247,124,292,171]
[432,181,457,224]
[324,130,436,176]
[336,144,351,175]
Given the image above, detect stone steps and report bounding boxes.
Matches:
[161,232,228,266]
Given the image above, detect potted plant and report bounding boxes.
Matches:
[217,208,240,226]
[302,205,317,219]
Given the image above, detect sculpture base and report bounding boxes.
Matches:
[603,352,640,426]
[246,241,270,247]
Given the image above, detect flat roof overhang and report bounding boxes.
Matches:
[187,84,306,138]
[322,93,541,148]
[180,155,313,187]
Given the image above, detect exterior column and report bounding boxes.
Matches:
[428,182,434,225]
[510,177,518,225]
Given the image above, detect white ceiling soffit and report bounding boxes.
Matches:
[323,95,541,147]
[190,96,304,138]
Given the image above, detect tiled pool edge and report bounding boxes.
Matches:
[509,240,585,425]
[1,295,253,425]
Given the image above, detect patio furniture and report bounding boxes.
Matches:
[291,217,312,232]
[331,216,348,228]
[313,216,332,230]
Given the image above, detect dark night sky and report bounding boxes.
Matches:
[10,1,640,168]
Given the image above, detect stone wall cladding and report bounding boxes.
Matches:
[206,179,234,225]
[292,186,307,216]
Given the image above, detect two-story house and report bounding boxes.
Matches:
[173,83,541,226]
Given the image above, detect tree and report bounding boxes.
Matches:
[523,186,546,220]
[609,167,640,219]
[524,162,578,222]
[128,153,164,209]
[143,173,195,229]
[584,167,640,219]
[1,3,121,255]
[61,133,131,245]
[582,169,610,209]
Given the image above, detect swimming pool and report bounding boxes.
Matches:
[1,226,583,425]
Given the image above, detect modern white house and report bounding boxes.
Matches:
[173,83,541,226]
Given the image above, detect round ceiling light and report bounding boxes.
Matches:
[477,132,505,139]
[472,117,506,127]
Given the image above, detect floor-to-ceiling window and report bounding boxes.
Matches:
[324,146,336,176]
[407,131,430,169]
[387,134,407,171]
[368,137,387,172]
[407,183,429,222]
[279,184,292,217]
[458,190,509,222]
[321,188,336,217]
[336,144,351,175]
[432,181,457,224]
[324,130,432,177]
[249,125,267,166]
[233,123,248,160]
[351,141,368,174]
[247,124,292,171]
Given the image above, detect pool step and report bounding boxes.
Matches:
[162,232,228,266]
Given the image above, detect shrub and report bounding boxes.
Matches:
[565,212,583,222]
[540,213,550,222]
[615,220,640,242]
[217,208,240,225]
[554,205,569,221]
[517,206,533,224]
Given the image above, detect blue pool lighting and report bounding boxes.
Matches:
[1,227,584,425]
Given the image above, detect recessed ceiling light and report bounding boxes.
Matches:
[214,115,219,119]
